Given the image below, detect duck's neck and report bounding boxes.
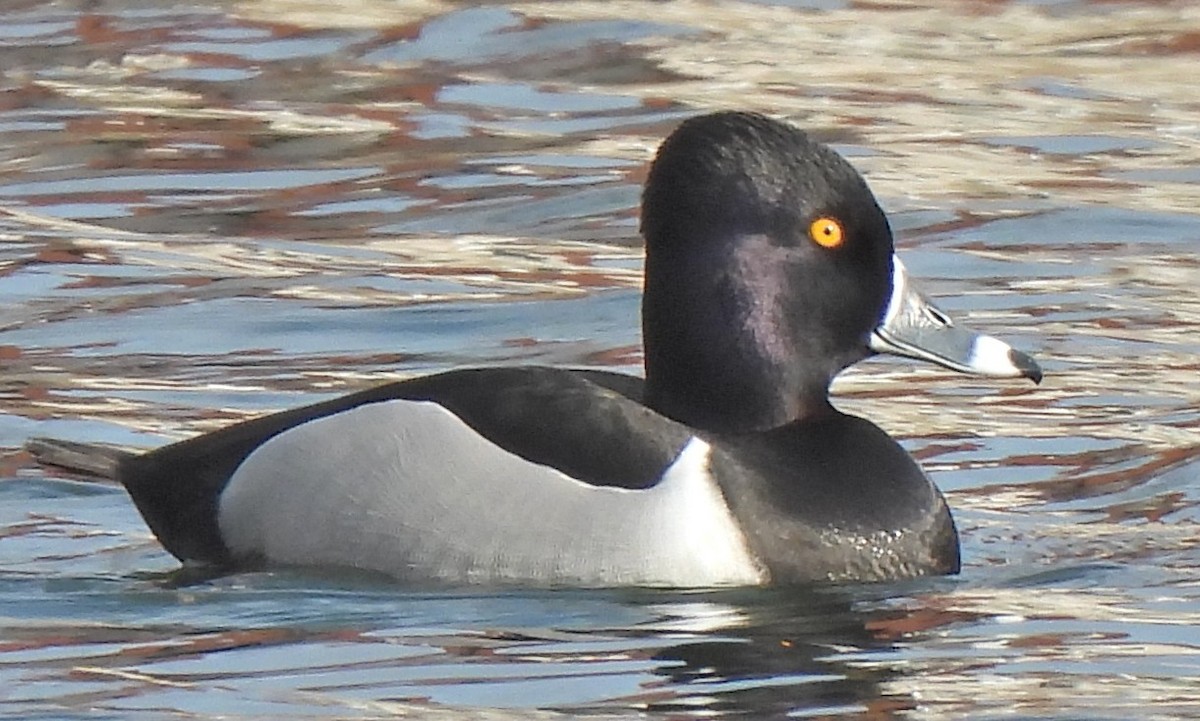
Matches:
[643,363,833,434]
[641,235,841,434]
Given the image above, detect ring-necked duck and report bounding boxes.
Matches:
[29,112,1040,586]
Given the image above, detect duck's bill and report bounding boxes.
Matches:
[868,258,1042,384]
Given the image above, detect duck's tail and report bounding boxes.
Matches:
[24,381,418,569]
[24,437,133,480]
[26,436,234,567]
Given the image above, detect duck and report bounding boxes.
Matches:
[29,111,1041,587]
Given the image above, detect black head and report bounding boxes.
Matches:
[640,112,895,432]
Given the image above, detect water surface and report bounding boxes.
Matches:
[2,0,1199,718]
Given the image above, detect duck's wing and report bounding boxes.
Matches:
[119,367,766,586]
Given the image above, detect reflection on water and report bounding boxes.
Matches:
[1,0,1199,718]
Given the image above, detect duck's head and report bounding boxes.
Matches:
[639,112,1040,433]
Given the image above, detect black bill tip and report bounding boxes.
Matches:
[1009,348,1043,385]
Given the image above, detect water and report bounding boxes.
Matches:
[2,0,1199,717]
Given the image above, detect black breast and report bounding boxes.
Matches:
[708,412,960,583]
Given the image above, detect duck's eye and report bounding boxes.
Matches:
[808,217,845,249]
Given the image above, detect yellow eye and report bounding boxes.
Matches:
[808,217,845,249]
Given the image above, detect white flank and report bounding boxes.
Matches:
[217,400,766,587]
